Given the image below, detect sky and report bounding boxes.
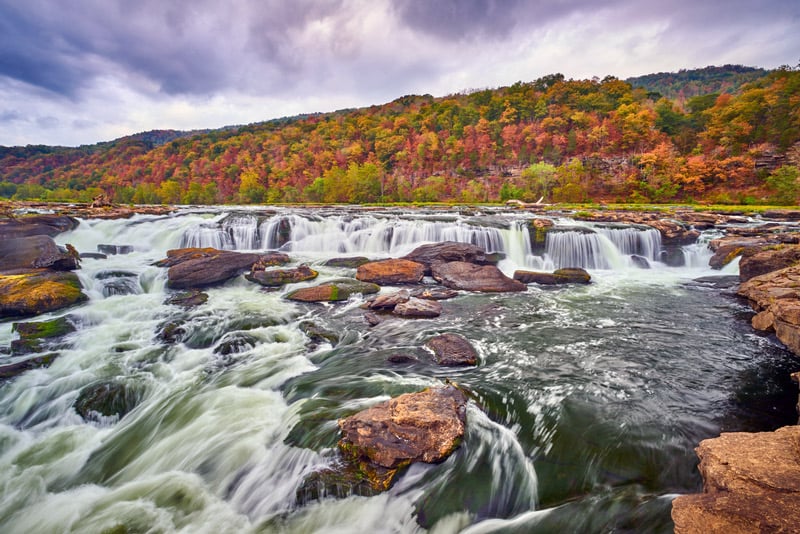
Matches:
[0,0,798,147]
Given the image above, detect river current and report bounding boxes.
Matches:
[0,207,797,533]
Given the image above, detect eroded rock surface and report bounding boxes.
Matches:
[739,244,800,282]
[403,241,495,274]
[425,333,478,366]
[285,278,380,302]
[432,262,526,292]
[356,259,425,285]
[0,270,88,318]
[155,248,290,289]
[246,264,318,287]
[393,297,442,318]
[0,235,80,272]
[738,264,800,354]
[672,426,800,534]
[514,268,591,285]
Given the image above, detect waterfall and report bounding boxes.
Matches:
[596,227,662,261]
[543,226,662,270]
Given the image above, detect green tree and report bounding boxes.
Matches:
[238,170,267,204]
[158,180,182,204]
[766,165,800,205]
[521,162,557,201]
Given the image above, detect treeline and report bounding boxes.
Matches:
[1,65,799,205]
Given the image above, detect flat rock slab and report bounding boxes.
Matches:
[285,278,380,302]
[368,289,410,310]
[339,385,467,473]
[739,244,800,282]
[0,235,80,272]
[432,261,526,292]
[0,269,88,319]
[425,333,478,366]
[672,426,800,533]
[324,257,371,268]
[0,215,79,239]
[356,259,425,285]
[403,241,494,274]
[155,248,290,289]
[514,268,591,285]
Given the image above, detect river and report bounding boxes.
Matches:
[0,207,797,533]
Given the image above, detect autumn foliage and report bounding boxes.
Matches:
[2,66,799,205]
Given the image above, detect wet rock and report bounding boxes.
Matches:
[364,311,381,326]
[393,297,442,318]
[738,264,800,354]
[337,386,467,491]
[686,276,741,290]
[513,268,591,285]
[432,262,526,292]
[296,461,387,503]
[410,287,460,300]
[96,270,141,297]
[356,259,425,285]
[285,278,380,302]
[74,379,145,423]
[97,244,134,255]
[387,353,419,364]
[425,333,478,366]
[672,426,800,534]
[157,320,188,344]
[324,257,371,268]
[0,353,59,380]
[0,235,80,272]
[164,290,208,308]
[403,241,496,274]
[155,248,290,289]
[11,316,76,355]
[708,245,746,270]
[0,214,79,239]
[762,209,800,221]
[246,264,318,287]
[739,244,800,282]
[299,321,340,346]
[630,255,651,269]
[528,218,555,255]
[214,332,260,355]
[367,289,410,311]
[0,269,88,319]
[79,252,107,260]
[646,219,700,245]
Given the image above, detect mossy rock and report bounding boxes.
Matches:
[285,278,380,302]
[12,316,76,340]
[324,257,371,268]
[74,379,146,423]
[296,461,395,504]
[0,270,88,319]
[164,290,208,308]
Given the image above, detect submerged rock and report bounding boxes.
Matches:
[164,289,208,308]
[514,268,591,285]
[246,264,318,287]
[425,333,478,366]
[0,353,59,380]
[285,278,380,302]
[356,259,425,285]
[432,262,526,292]
[97,244,134,255]
[299,321,340,346]
[74,379,145,423]
[0,235,80,272]
[0,269,88,319]
[337,386,467,491]
[672,426,800,534]
[324,257,371,268]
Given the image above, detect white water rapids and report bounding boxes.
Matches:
[0,207,789,534]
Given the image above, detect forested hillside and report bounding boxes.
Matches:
[2,65,799,205]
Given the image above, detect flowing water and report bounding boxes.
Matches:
[0,207,797,533]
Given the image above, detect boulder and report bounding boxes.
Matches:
[425,333,479,366]
[432,262,526,292]
[738,264,800,354]
[528,218,555,255]
[246,264,318,287]
[337,386,467,490]
[96,270,141,297]
[0,214,79,239]
[367,289,410,311]
[299,321,340,346]
[739,245,800,282]
[403,241,495,274]
[513,268,591,285]
[0,270,88,319]
[393,297,442,318]
[630,255,651,269]
[672,426,800,534]
[410,287,460,300]
[356,259,425,285]
[79,252,107,260]
[155,248,290,289]
[285,278,380,302]
[0,235,80,272]
[646,219,700,245]
[324,257,371,268]
[708,245,745,270]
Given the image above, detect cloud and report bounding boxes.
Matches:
[0,0,797,146]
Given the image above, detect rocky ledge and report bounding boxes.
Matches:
[672,426,800,533]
